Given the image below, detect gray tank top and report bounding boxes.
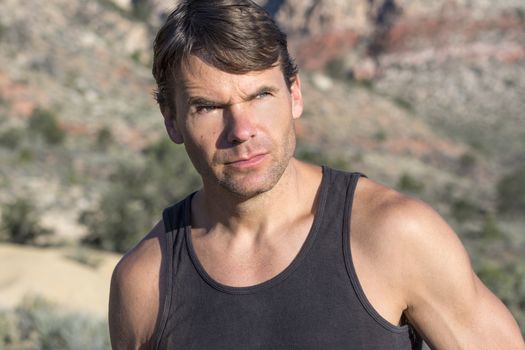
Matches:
[155,166,422,349]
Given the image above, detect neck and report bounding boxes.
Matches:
[192,159,321,240]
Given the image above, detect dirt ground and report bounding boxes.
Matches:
[0,243,121,319]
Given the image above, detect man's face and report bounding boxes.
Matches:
[164,55,303,198]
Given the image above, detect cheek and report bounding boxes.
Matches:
[183,122,221,161]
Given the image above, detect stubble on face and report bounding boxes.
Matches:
[175,56,301,201]
[214,125,297,199]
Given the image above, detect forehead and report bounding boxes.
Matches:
[176,55,286,101]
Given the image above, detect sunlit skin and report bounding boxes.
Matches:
[109,57,525,350]
[163,55,303,201]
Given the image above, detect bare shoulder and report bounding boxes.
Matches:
[109,220,166,350]
[351,177,524,348]
[352,176,463,260]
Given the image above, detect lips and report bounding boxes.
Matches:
[225,153,267,168]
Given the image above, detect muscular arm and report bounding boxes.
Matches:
[387,196,523,348]
[109,222,165,350]
[353,179,524,349]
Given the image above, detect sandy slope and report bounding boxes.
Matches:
[0,243,121,319]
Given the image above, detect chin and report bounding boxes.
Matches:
[217,174,278,199]
[217,161,289,199]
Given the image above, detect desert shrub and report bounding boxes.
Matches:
[0,197,52,245]
[374,129,387,142]
[0,296,110,350]
[397,173,424,193]
[63,246,102,269]
[497,166,525,216]
[457,152,477,175]
[295,140,352,170]
[131,0,153,21]
[476,260,525,319]
[0,23,5,42]
[451,199,482,223]
[480,215,503,241]
[95,126,113,151]
[392,96,414,112]
[324,57,346,80]
[80,138,200,253]
[28,108,65,145]
[18,147,34,163]
[79,176,155,252]
[0,127,23,149]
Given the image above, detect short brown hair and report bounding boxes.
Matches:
[152,0,298,109]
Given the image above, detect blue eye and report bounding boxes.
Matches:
[195,105,218,114]
[256,91,272,99]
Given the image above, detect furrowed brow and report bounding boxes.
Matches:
[186,85,280,107]
[187,96,221,107]
[245,86,279,101]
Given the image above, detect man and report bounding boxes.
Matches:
[109,0,525,349]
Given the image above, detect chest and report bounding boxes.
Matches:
[189,223,311,288]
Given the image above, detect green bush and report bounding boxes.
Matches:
[451,199,481,223]
[397,173,424,193]
[295,140,352,170]
[95,126,113,151]
[80,138,200,253]
[131,0,153,21]
[79,178,155,252]
[324,57,346,80]
[480,215,503,241]
[0,197,52,245]
[497,166,525,216]
[28,108,65,145]
[392,96,414,112]
[0,296,110,350]
[0,127,23,149]
[457,152,477,175]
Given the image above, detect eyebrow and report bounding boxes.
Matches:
[186,85,280,108]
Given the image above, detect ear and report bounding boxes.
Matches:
[160,105,184,144]
[290,75,303,120]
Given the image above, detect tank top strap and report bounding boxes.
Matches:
[155,193,194,349]
[317,167,366,241]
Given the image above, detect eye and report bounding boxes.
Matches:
[255,91,272,99]
[195,105,219,114]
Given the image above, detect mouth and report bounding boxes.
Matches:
[224,153,267,168]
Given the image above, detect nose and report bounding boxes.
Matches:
[225,104,257,144]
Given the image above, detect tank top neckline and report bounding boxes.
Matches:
[183,166,330,295]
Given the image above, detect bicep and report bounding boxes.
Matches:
[109,266,147,349]
[108,251,161,349]
[398,203,524,349]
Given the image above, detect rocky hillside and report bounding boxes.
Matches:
[0,0,524,337]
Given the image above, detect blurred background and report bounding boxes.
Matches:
[0,0,524,348]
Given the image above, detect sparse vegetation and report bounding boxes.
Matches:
[0,197,52,245]
[28,108,66,145]
[497,166,525,216]
[324,57,346,80]
[95,126,114,151]
[0,127,23,149]
[392,96,414,112]
[0,296,110,350]
[480,215,503,241]
[295,139,352,170]
[397,173,425,193]
[457,152,477,175]
[80,138,200,253]
[131,0,153,22]
[0,22,6,41]
[63,246,103,269]
[451,198,482,223]
[374,129,387,142]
